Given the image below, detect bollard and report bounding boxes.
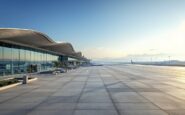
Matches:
[23,75,28,84]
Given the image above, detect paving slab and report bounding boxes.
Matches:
[111,92,149,102]
[74,110,118,115]
[76,103,114,110]
[27,110,73,115]
[1,65,185,115]
[115,102,160,110]
[119,110,168,115]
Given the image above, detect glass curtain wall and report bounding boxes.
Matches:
[0,42,59,77]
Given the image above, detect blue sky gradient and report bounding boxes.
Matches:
[1,0,185,61]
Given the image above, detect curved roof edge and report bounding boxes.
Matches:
[0,28,87,60]
[41,42,75,52]
[0,28,55,43]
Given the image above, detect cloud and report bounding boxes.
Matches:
[126,53,167,58]
[125,53,169,61]
[92,53,169,62]
[124,20,185,57]
[149,49,157,51]
[82,20,185,61]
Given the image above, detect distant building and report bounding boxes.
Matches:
[0,28,88,77]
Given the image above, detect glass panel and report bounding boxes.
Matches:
[19,49,26,73]
[3,47,12,75]
[0,46,3,76]
[0,46,2,61]
[0,43,60,76]
[25,50,31,62]
[4,47,12,61]
[20,49,25,61]
[31,50,35,62]
[12,48,19,61]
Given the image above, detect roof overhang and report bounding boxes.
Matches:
[40,42,75,55]
[0,28,87,60]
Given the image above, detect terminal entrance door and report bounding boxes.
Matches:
[27,64,37,73]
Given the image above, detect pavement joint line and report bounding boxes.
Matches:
[99,68,121,115]
[110,65,185,90]
[126,85,170,114]
[105,66,170,114]
[23,73,79,115]
[71,68,90,115]
[1,66,185,115]
[108,66,185,104]
[0,85,42,104]
[133,76,185,103]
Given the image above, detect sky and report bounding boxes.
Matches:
[1,0,185,62]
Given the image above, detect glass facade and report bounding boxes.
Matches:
[0,42,59,77]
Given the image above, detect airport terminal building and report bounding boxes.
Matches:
[0,28,88,77]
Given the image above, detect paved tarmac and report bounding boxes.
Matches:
[0,65,185,115]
